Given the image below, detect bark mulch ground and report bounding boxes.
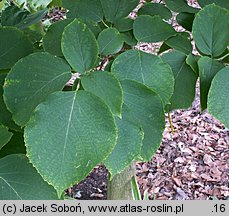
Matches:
[136,86,229,200]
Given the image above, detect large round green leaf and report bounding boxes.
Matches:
[100,0,139,23]
[25,91,117,197]
[43,18,100,56]
[0,74,20,131]
[111,50,174,106]
[0,131,25,159]
[63,0,103,22]
[104,108,144,178]
[4,52,72,127]
[133,15,176,43]
[164,0,199,13]
[198,0,229,9]
[97,28,124,55]
[0,27,33,70]
[62,19,99,73]
[81,71,123,117]
[192,4,229,57]
[0,154,58,200]
[43,19,74,56]
[162,50,198,111]
[198,56,224,111]
[120,80,165,161]
[0,125,12,150]
[208,67,229,128]
[138,2,172,20]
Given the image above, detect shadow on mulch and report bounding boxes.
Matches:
[65,166,108,200]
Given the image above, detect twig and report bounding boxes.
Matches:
[168,112,175,134]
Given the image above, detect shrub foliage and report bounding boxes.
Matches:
[0,0,228,199]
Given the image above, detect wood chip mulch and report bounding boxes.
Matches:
[136,85,229,200]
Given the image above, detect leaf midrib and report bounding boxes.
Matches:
[60,92,77,175]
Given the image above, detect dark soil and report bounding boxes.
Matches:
[65,166,108,200]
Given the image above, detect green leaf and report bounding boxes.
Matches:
[49,0,62,7]
[12,0,52,10]
[100,0,139,23]
[176,12,195,32]
[62,19,99,73]
[1,5,28,27]
[0,125,13,150]
[165,34,192,55]
[63,0,103,22]
[114,17,134,32]
[17,9,47,30]
[198,56,224,111]
[78,18,102,38]
[27,0,52,10]
[0,0,7,11]
[0,70,9,75]
[0,132,26,159]
[143,190,149,200]
[0,74,20,131]
[44,18,101,57]
[0,154,58,200]
[104,60,114,72]
[208,67,229,128]
[186,54,200,74]
[0,27,33,70]
[132,175,142,200]
[1,5,47,30]
[120,80,165,161]
[121,31,138,46]
[133,15,176,43]
[24,29,42,44]
[43,19,74,56]
[81,71,123,117]
[192,4,229,57]
[97,28,124,55]
[164,0,199,13]
[179,31,191,38]
[25,91,117,197]
[104,110,143,178]
[158,42,171,54]
[137,3,172,20]
[162,50,198,111]
[4,52,72,126]
[198,0,229,9]
[219,51,229,64]
[111,50,174,106]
